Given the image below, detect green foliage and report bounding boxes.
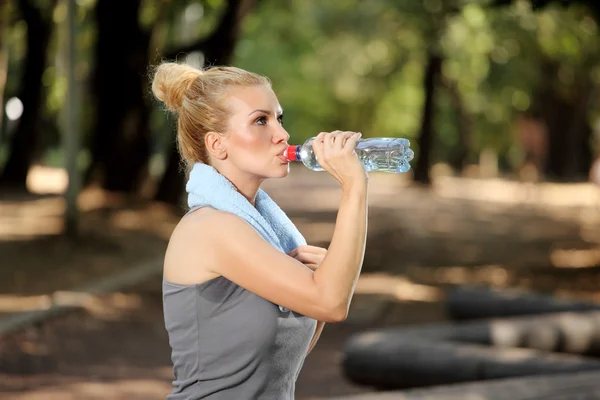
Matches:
[235,0,600,167]
[3,0,600,174]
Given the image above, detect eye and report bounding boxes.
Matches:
[277,114,284,125]
[254,116,267,125]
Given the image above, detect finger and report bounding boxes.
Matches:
[301,245,328,255]
[315,132,326,147]
[294,252,325,265]
[343,132,360,147]
[304,263,319,271]
[334,133,353,150]
[327,132,337,148]
[341,134,351,147]
[327,132,345,157]
[312,134,327,168]
[290,246,325,262]
[343,132,361,152]
[323,133,336,159]
[288,245,310,256]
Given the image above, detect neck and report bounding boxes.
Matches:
[211,163,264,207]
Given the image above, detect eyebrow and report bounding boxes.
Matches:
[248,109,284,116]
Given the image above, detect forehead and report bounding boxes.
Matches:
[225,85,281,114]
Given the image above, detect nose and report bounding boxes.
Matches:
[273,125,290,143]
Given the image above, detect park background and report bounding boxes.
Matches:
[2,0,600,398]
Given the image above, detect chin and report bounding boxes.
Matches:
[272,164,290,178]
[262,163,290,179]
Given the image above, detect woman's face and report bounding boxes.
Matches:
[221,85,291,179]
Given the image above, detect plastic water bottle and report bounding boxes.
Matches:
[285,137,415,173]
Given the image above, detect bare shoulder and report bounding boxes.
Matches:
[164,207,245,285]
[174,207,252,238]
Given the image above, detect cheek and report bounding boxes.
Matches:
[235,129,271,152]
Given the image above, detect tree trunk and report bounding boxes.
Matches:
[155,0,258,204]
[0,0,11,137]
[0,0,53,190]
[443,76,472,172]
[413,52,442,185]
[562,83,593,178]
[86,0,151,193]
[539,61,593,181]
[155,140,187,205]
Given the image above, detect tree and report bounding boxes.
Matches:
[0,0,11,136]
[155,0,260,205]
[78,0,259,205]
[0,0,56,190]
[414,52,443,184]
[494,0,600,20]
[84,0,152,193]
[491,0,599,180]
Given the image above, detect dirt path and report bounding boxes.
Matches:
[0,275,447,400]
[1,165,599,398]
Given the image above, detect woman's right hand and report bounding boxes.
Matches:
[311,131,368,190]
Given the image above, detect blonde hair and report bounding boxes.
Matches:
[151,62,271,168]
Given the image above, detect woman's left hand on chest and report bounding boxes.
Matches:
[287,245,327,271]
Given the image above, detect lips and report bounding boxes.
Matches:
[277,146,289,162]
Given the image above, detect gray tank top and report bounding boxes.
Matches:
[162,226,317,399]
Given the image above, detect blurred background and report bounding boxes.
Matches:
[1,0,600,399]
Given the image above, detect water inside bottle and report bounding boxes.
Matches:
[356,138,414,173]
[294,136,414,173]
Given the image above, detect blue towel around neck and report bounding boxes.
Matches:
[186,162,307,260]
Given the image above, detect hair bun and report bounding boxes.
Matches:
[151,62,202,112]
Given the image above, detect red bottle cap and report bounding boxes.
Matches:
[286,145,299,161]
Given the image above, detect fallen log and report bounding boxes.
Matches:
[446,286,600,320]
[342,311,600,390]
[327,370,600,399]
[401,311,600,355]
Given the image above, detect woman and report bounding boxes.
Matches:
[152,62,368,399]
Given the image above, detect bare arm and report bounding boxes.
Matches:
[312,183,367,317]
[189,179,367,322]
[304,184,369,350]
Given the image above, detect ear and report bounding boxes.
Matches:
[205,131,228,160]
